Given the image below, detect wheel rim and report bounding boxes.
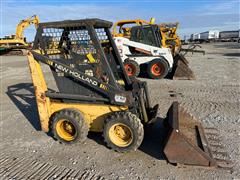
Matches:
[151,63,165,76]
[56,119,76,141]
[109,123,133,147]
[124,63,136,76]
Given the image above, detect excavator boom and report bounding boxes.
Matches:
[15,15,40,40]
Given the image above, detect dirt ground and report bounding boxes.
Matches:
[0,42,239,179]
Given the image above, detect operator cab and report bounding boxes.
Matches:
[32,19,132,100]
[130,25,162,47]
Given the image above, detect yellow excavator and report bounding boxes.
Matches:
[0,15,40,55]
[112,18,195,80]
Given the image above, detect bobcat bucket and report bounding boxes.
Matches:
[169,54,195,80]
[163,102,233,168]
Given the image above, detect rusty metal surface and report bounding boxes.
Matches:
[172,55,196,80]
[163,102,233,168]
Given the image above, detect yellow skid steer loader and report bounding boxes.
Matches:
[27,18,231,168]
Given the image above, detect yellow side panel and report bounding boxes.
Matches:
[50,102,128,132]
[27,53,51,132]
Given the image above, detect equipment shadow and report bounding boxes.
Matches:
[88,132,105,146]
[223,53,240,57]
[6,83,41,131]
[214,43,240,49]
[138,70,168,80]
[139,117,167,160]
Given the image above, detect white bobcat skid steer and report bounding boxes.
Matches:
[114,36,174,79]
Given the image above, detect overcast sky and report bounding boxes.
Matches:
[1,0,239,41]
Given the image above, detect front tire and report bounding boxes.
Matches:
[50,109,89,144]
[103,111,144,152]
[147,58,169,79]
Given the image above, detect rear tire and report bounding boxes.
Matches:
[103,111,144,152]
[147,58,169,79]
[123,59,140,78]
[50,109,89,144]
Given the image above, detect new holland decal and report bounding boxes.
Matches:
[46,59,109,91]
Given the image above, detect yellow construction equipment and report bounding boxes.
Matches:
[26,18,231,168]
[113,19,181,56]
[0,15,40,55]
[159,22,181,56]
[112,18,195,80]
[112,19,151,38]
[112,19,180,54]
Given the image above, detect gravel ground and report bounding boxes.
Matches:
[0,42,239,179]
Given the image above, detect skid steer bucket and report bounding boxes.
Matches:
[169,54,195,80]
[163,102,232,168]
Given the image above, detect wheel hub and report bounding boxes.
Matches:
[151,63,164,76]
[56,119,76,141]
[109,123,133,147]
[124,64,135,76]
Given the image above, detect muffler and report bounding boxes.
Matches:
[163,102,233,168]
